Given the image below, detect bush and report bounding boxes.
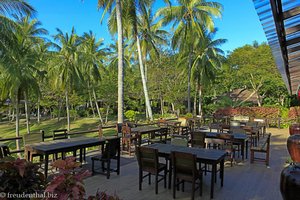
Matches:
[124,110,137,121]
[214,107,280,118]
[0,157,45,194]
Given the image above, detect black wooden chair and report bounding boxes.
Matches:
[191,131,206,148]
[91,137,121,179]
[136,146,167,194]
[0,143,10,159]
[171,151,203,200]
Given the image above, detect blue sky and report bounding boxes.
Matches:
[28,0,267,53]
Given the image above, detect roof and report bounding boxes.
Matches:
[253,0,300,94]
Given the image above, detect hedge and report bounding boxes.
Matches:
[214,107,280,119]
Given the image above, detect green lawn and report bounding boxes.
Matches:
[0,117,117,153]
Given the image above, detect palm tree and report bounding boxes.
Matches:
[0,15,47,152]
[191,30,226,116]
[51,28,83,132]
[156,0,222,113]
[98,0,125,123]
[80,31,107,124]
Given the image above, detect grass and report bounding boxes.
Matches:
[0,117,117,153]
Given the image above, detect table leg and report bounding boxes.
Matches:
[220,159,224,187]
[168,158,172,189]
[241,141,245,160]
[211,164,216,199]
[44,154,49,178]
[117,140,120,175]
[246,140,248,159]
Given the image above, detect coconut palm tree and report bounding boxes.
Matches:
[191,30,226,116]
[0,15,47,152]
[79,31,108,123]
[51,27,83,132]
[156,0,222,113]
[98,0,125,123]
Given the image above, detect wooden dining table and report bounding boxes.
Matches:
[131,125,165,146]
[24,136,120,178]
[147,143,227,199]
[206,132,249,160]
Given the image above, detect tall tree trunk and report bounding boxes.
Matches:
[58,99,61,122]
[256,91,262,107]
[136,35,153,121]
[24,92,30,133]
[193,89,197,116]
[89,89,96,118]
[93,88,103,124]
[37,94,40,124]
[116,0,124,124]
[160,96,164,116]
[15,93,20,157]
[105,105,110,124]
[171,103,175,114]
[187,51,192,113]
[198,85,203,117]
[11,108,15,121]
[65,90,70,133]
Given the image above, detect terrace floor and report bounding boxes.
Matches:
[83,128,289,200]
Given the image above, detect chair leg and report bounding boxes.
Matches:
[149,173,151,185]
[91,159,95,174]
[155,174,158,194]
[164,168,167,188]
[139,170,142,191]
[191,180,195,200]
[107,160,111,179]
[173,175,176,199]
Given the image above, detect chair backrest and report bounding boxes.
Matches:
[136,146,159,173]
[209,123,221,132]
[191,131,206,148]
[53,129,68,140]
[230,120,241,128]
[230,128,246,134]
[157,119,167,127]
[122,124,132,137]
[171,137,188,147]
[246,121,258,127]
[102,137,120,159]
[205,138,224,149]
[171,151,197,178]
[23,131,44,145]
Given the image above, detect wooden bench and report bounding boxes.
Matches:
[250,133,271,166]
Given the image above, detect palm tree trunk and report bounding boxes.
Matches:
[15,93,20,157]
[187,51,192,113]
[136,35,153,121]
[116,0,124,124]
[37,94,40,124]
[105,104,110,124]
[11,108,15,121]
[198,85,203,117]
[58,99,61,122]
[65,90,70,133]
[24,92,30,133]
[93,88,103,124]
[194,90,197,115]
[88,89,96,117]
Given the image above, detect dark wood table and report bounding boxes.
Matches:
[206,132,249,160]
[131,126,164,146]
[25,136,120,178]
[148,143,226,199]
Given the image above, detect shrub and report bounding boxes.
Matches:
[0,157,45,194]
[124,110,137,121]
[214,107,280,118]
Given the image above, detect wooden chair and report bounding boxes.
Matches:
[23,131,44,162]
[91,137,120,179]
[121,124,136,156]
[149,127,168,144]
[171,137,188,147]
[52,129,68,140]
[217,133,236,166]
[136,146,167,194]
[209,123,221,133]
[191,131,206,148]
[0,143,10,159]
[171,151,203,200]
[250,133,271,166]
